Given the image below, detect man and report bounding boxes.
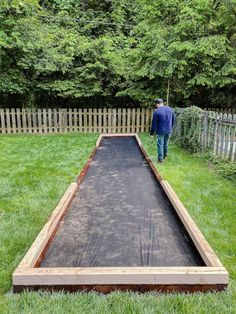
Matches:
[150,98,175,163]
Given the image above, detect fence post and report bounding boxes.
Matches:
[202,111,209,152]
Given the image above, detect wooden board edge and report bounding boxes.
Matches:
[16,182,78,268]
[13,267,229,286]
[160,180,224,268]
[100,133,137,137]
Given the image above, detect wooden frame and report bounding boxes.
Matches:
[13,134,229,293]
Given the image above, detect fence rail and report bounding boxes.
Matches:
[0,108,153,134]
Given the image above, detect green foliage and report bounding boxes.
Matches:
[210,155,236,182]
[0,0,235,107]
[174,106,204,152]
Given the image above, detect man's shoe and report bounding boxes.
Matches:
[158,159,163,163]
[163,155,167,159]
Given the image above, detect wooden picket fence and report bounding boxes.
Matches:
[203,107,236,114]
[0,108,153,134]
[202,112,236,161]
[1,107,235,161]
[174,110,236,161]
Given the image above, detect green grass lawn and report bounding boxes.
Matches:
[0,133,235,313]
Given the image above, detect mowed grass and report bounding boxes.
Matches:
[0,132,235,313]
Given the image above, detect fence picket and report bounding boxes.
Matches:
[21,109,26,133]
[117,108,121,133]
[112,109,116,133]
[122,108,126,133]
[83,109,87,132]
[98,109,102,133]
[78,108,82,132]
[88,109,92,133]
[11,108,16,133]
[107,108,112,133]
[32,109,37,133]
[42,109,47,133]
[68,108,73,132]
[53,109,57,133]
[16,108,21,133]
[127,108,131,133]
[0,109,5,133]
[131,109,135,133]
[141,108,145,133]
[37,109,42,133]
[93,108,97,132]
[6,108,11,133]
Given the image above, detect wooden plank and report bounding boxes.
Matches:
[43,109,47,133]
[131,108,136,133]
[224,124,231,158]
[213,114,219,155]
[37,109,42,134]
[13,266,228,286]
[11,108,16,133]
[111,109,116,133]
[63,109,67,133]
[48,109,52,133]
[107,108,112,133]
[73,108,77,132]
[58,109,63,133]
[78,109,83,132]
[122,108,126,133]
[0,109,5,133]
[22,109,27,133]
[136,108,140,133]
[68,108,73,132]
[84,108,87,133]
[98,108,102,133]
[17,183,78,268]
[160,180,223,267]
[202,111,209,152]
[16,108,21,133]
[27,109,32,133]
[53,109,58,133]
[117,108,121,133]
[145,109,151,132]
[93,108,97,133]
[6,108,11,133]
[230,122,236,162]
[88,108,92,133]
[32,109,37,133]
[102,108,106,133]
[141,108,145,133]
[220,115,227,156]
[127,108,131,133]
[215,113,222,155]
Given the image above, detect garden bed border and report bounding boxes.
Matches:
[13,134,229,293]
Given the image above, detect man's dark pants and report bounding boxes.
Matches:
[157,133,170,161]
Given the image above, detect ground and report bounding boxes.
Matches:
[0,133,235,313]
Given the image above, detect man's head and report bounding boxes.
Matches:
[154,98,164,108]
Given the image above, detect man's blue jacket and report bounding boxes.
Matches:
[150,106,175,135]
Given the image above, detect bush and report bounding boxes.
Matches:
[174,106,204,153]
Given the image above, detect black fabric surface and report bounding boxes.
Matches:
[41,136,204,267]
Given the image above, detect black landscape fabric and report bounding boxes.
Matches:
[41,136,204,267]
